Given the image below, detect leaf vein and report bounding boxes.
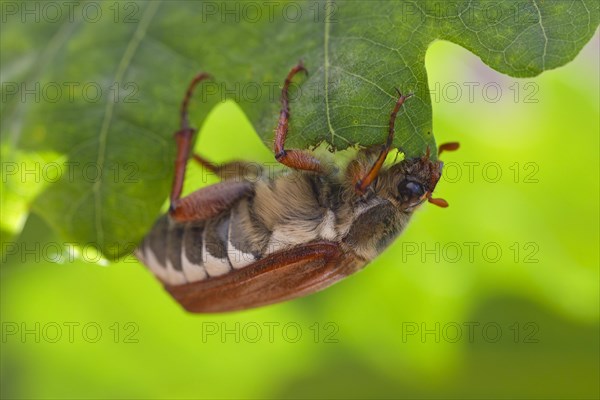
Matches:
[90,1,161,248]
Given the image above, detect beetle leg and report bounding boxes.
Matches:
[170,72,212,207]
[273,62,324,174]
[354,89,413,194]
[170,180,254,222]
[169,72,257,220]
[345,147,380,188]
[191,153,219,174]
[191,154,263,182]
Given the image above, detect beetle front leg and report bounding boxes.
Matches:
[273,62,324,174]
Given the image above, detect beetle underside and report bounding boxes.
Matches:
[136,63,458,312]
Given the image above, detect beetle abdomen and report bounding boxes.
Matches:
[136,174,352,286]
[137,190,293,285]
[137,216,202,284]
[137,210,263,285]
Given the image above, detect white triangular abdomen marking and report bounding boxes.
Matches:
[202,229,231,277]
[138,247,169,282]
[227,240,256,269]
[181,247,208,281]
[165,258,187,285]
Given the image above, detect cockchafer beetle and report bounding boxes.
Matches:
[136,62,459,313]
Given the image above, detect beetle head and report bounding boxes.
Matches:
[385,145,456,210]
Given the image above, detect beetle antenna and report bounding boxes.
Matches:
[426,142,459,208]
[428,197,448,208]
[438,142,460,156]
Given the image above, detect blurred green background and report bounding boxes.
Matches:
[2,31,599,400]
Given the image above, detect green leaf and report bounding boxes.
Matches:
[1,0,598,257]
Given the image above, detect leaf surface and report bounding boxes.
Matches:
[1,0,598,257]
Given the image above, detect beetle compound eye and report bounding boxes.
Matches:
[398,180,425,201]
